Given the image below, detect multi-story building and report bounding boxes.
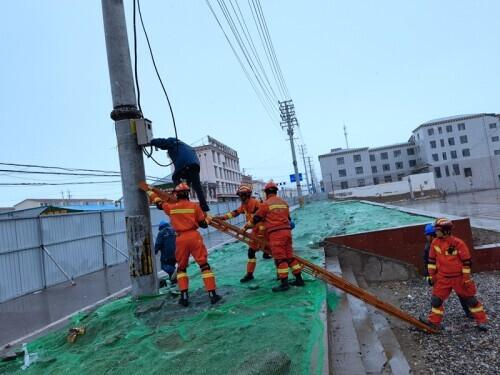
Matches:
[320,113,500,193]
[14,198,114,211]
[195,136,242,202]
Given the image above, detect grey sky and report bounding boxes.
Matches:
[1,1,499,206]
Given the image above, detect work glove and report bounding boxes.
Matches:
[205,215,213,224]
[426,276,433,286]
[289,220,296,230]
[243,221,253,231]
[155,200,163,210]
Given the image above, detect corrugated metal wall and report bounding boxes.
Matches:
[0,202,246,303]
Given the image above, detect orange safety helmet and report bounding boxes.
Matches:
[264,181,278,194]
[174,183,190,193]
[236,185,252,196]
[434,218,453,233]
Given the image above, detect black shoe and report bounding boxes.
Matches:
[290,274,305,287]
[419,314,440,331]
[272,279,290,293]
[477,323,489,332]
[262,252,272,259]
[240,273,254,283]
[178,291,189,307]
[209,291,222,304]
[159,279,167,288]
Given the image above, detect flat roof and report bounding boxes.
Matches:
[318,147,369,158]
[412,113,498,132]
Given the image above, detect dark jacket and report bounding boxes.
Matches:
[423,240,430,276]
[150,138,200,173]
[155,222,176,262]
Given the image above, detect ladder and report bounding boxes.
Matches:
[139,182,437,333]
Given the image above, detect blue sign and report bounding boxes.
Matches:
[290,173,303,183]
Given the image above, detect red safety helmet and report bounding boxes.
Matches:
[236,185,252,196]
[174,183,190,193]
[264,181,278,194]
[434,218,453,233]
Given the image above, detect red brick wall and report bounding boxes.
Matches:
[323,218,500,273]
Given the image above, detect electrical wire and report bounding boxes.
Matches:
[0,181,122,186]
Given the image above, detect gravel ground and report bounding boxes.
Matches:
[368,271,499,375]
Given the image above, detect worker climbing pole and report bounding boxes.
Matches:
[139,182,438,333]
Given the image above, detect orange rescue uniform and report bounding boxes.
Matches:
[427,235,487,325]
[223,197,266,274]
[159,199,216,293]
[254,195,301,279]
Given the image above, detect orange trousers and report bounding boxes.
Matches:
[268,230,301,279]
[175,230,216,292]
[428,275,487,325]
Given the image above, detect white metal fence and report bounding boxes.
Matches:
[0,201,243,303]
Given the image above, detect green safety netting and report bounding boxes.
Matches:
[0,201,432,375]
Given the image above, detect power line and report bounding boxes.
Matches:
[0,181,122,186]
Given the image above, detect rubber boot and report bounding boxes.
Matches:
[477,323,489,332]
[290,273,305,287]
[208,290,222,304]
[272,278,290,293]
[262,252,272,259]
[179,291,189,307]
[159,278,167,289]
[418,314,441,332]
[240,273,254,283]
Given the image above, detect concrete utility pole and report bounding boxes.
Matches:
[279,100,303,207]
[299,145,311,195]
[101,0,158,296]
[343,123,349,149]
[306,156,317,194]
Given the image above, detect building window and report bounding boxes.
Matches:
[450,150,457,159]
[381,152,388,160]
[340,181,348,189]
[442,152,447,160]
[212,150,216,162]
[434,167,442,178]
[427,128,434,136]
[371,166,377,173]
[452,164,460,175]
[357,179,365,187]
[373,177,379,185]
[417,133,420,140]
[217,153,221,164]
[448,137,455,146]
[464,168,472,177]
[407,148,415,155]
[353,154,362,162]
[494,150,500,155]
[336,157,345,165]
[214,166,218,178]
[432,154,439,162]
[384,175,392,183]
[462,149,470,157]
[369,154,375,162]
[458,123,465,131]
[492,136,499,142]
[382,164,390,171]
[395,162,403,169]
[355,166,364,174]
[397,174,405,181]
[445,165,450,177]
[430,140,437,149]
[438,127,443,134]
[460,135,468,144]
[339,169,347,177]
[409,159,416,167]
[446,125,453,133]
[393,150,401,157]
[489,123,497,129]
[440,139,445,147]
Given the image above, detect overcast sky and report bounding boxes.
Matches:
[1,1,499,207]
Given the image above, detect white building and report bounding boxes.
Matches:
[195,136,242,202]
[319,113,500,194]
[14,198,114,211]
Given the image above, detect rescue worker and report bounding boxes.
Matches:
[253,181,304,292]
[155,220,177,288]
[420,218,488,331]
[147,183,221,306]
[150,137,210,212]
[423,223,472,318]
[215,185,271,283]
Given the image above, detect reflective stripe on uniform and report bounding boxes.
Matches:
[177,272,188,279]
[291,263,302,271]
[170,209,195,214]
[434,246,442,254]
[277,268,289,274]
[226,212,233,219]
[427,264,437,269]
[469,305,484,313]
[248,258,257,263]
[462,268,471,273]
[201,272,215,279]
[269,204,288,210]
[431,308,444,315]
